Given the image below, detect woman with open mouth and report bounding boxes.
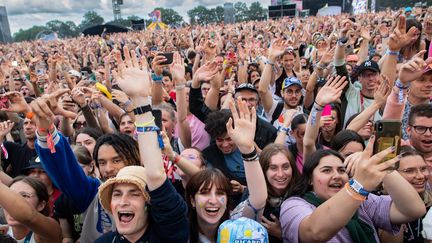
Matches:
[279,137,426,243]
[186,98,268,243]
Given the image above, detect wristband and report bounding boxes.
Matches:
[349,178,370,197]
[313,101,325,111]
[264,60,275,66]
[241,147,258,161]
[278,126,290,134]
[345,183,367,201]
[133,105,152,115]
[135,126,164,149]
[134,117,155,127]
[151,73,163,83]
[386,49,400,56]
[175,84,186,90]
[173,154,181,164]
[395,79,410,89]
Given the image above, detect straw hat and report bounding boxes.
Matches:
[98,166,150,214]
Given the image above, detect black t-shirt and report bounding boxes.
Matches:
[2,141,37,177]
[54,194,83,242]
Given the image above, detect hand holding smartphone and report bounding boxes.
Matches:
[158,52,174,65]
[373,120,401,169]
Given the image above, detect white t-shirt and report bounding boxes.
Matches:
[344,81,382,127]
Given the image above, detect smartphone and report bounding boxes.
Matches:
[158,52,173,65]
[373,120,401,169]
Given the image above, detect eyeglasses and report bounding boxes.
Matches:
[398,166,429,177]
[285,89,302,96]
[412,126,432,134]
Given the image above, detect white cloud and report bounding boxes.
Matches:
[0,0,267,34]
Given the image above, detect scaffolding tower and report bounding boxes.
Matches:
[112,0,123,21]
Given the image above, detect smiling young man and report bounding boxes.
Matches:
[96,165,187,242]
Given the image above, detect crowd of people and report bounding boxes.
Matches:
[0,5,431,243]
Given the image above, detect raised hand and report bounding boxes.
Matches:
[352,135,400,191]
[315,75,347,106]
[30,89,77,130]
[360,26,371,41]
[374,75,391,106]
[268,39,290,60]
[0,91,30,113]
[388,15,419,52]
[161,131,176,161]
[193,61,219,83]
[169,52,186,85]
[71,87,87,108]
[319,46,336,65]
[112,46,152,99]
[151,54,167,76]
[0,120,14,143]
[226,97,256,154]
[398,50,429,84]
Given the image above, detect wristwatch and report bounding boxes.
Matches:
[349,179,369,197]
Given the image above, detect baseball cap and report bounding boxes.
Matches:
[235,83,258,94]
[358,60,380,74]
[282,77,302,91]
[21,156,44,175]
[68,70,82,79]
[405,7,413,12]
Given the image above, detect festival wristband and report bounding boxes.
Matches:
[349,178,370,197]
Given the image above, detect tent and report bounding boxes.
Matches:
[147,22,168,31]
[82,23,129,36]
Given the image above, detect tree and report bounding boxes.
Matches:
[13,26,48,42]
[234,2,248,22]
[211,6,225,23]
[247,2,266,21]
[46,20,78,38]
[188,5,214,25]
[78,10,104,30]
[154,8,183,26]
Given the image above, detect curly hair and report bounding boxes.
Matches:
[204,110,232,138]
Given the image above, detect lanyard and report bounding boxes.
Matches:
[24,232,33,243]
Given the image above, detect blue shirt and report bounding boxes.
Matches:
[224,149,246,183]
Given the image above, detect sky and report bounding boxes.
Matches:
[0,0,268,35]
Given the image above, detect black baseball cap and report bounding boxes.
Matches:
[235,83,258,94]
[358,60,380,74]
[21,156,44,175]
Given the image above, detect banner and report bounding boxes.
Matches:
[352,0,368,14]
[371,0,376,13]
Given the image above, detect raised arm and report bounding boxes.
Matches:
[347,77,391,131]
[258,39,289,113]
[170,52,191,148]
[226,97,267,221]
[0,181,62,242]
[303,76,347,162]
[30,89,100,213]
[189,61,219,122]
[296,137,400,242]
